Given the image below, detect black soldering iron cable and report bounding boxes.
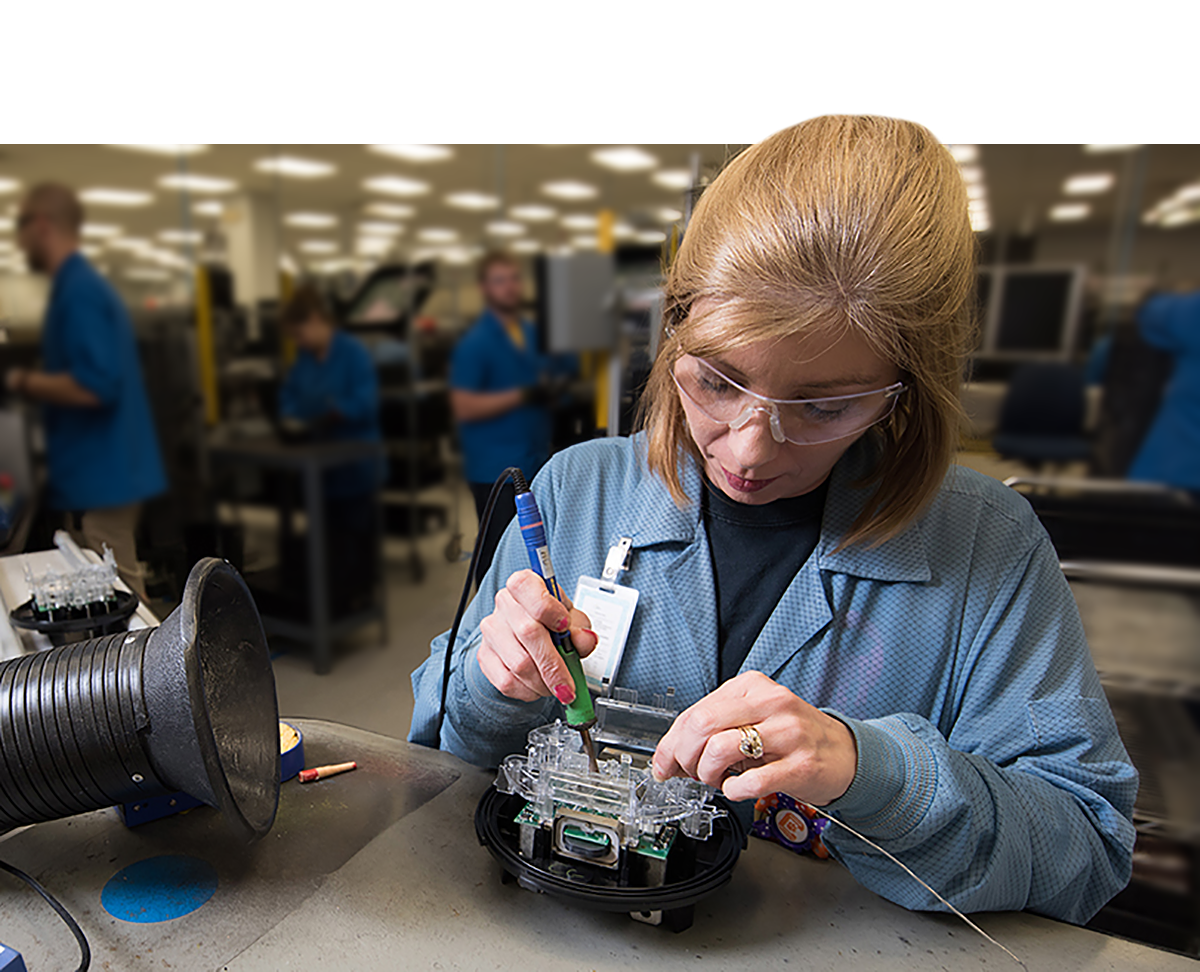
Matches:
[435,466,528,744]
[0,857,91,972]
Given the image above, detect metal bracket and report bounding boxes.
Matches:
[602,537,633,583]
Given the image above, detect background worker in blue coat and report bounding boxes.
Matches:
[278,285,383,614]
[450,251,575,583]
[5,183,166,603]
[1126,289,1200,492]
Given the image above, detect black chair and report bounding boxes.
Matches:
[992,363,1092,470]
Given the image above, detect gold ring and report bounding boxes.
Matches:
[738,725,764,759]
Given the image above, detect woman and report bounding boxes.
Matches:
[278,285,384,613]
[409,116,1136,923]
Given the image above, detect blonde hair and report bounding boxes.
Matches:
[641,115,976,549]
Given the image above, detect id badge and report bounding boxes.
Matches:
[573,575,639,696]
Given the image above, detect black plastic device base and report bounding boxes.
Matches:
[475,787,743,930]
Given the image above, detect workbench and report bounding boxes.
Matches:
[0,720,1190,971]
[207,438,386,674]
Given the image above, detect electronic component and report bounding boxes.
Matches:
[476,690,743,931]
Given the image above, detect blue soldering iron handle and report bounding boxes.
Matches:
[514,490,596,729]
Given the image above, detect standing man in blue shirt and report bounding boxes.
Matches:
[6,183,166,603]
[450,251,572,583]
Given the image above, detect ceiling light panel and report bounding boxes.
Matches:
[417,228,458,243]
[193,201,224,217]
[159,174,237,193]
[81,223,122,238]
[542,180,598,201]
[1084,144,1141,154]
[591,146,659,172]
[285,212,338,229]
[364,175,430,197]
[254,155,336,179]
[560,214,598,231]
[366,202,415,219]
[946,144,979,164]
[1063,173,1115,195]
[486,221,525,237]
[368,145,454,163]
[571,234,599,249]
[358,221,404,236]
[80,188,153,207]
[652,169,692,191]
[510,204,557,222]
[655,207,683,223]
[511,239,541,254]
[356,236,391,257]
[158,229,203,244]
[108,144,209,156]
[0,178,21,194]
[299,240,338,254]
[634,230,667,245]
[1050,203,1090,221]
[445,191,500,211]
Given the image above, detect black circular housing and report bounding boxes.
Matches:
[475,787,743,914]
[9,589,140,641]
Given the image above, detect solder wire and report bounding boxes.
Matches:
[808,806,1028,970]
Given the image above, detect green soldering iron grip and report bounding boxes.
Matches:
[556,636,596,729]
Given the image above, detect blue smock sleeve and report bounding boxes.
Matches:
[1138,292,1200,354]
[449,331,488,392]
[58,281,122,405]
[327,341,379,426]
[409,460,562,765]
[821,535,1137,924]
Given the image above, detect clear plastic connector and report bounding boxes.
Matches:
[23,540,119,619]
[495,718,725,843]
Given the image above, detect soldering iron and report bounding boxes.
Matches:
[510,470,599,771]
[435,467,599,773]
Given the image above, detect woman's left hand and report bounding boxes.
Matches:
[651,671,858,806]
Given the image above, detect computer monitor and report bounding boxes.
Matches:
[975,265,1085,361]
[534,252,616,354]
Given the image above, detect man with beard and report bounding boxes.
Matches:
[450,251,572,583]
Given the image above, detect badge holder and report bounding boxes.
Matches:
[574,538,638,697]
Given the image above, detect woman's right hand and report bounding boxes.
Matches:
[477,569,599,704]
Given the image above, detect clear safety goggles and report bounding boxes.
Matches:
[672,354,906,445]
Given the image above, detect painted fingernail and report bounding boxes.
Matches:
[581,629,598,642]
[553,683,575,704]
[556,617,571,632]
[650,762,665,781]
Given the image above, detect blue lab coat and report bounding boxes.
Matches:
[40,252,167,511]
[409,434,1136,924]
[449,309,573,484]
[1127,291,1200,489]
[279,330,383,498]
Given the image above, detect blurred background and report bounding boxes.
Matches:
[0,142,1197,953]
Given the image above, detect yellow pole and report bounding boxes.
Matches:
[194,266,220,426]
[593,209,616,432]
[279,270,297,367]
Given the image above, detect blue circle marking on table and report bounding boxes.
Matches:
[101,855,219,922]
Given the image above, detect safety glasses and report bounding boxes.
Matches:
[672,354,906,445]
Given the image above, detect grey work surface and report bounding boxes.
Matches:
[0,720,1190,972]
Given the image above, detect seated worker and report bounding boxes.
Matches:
[411,116,1137,925]
[6,183,166,602]
[1126,289,1200,492]
[450,251,575,584]
[278,285,383,614]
